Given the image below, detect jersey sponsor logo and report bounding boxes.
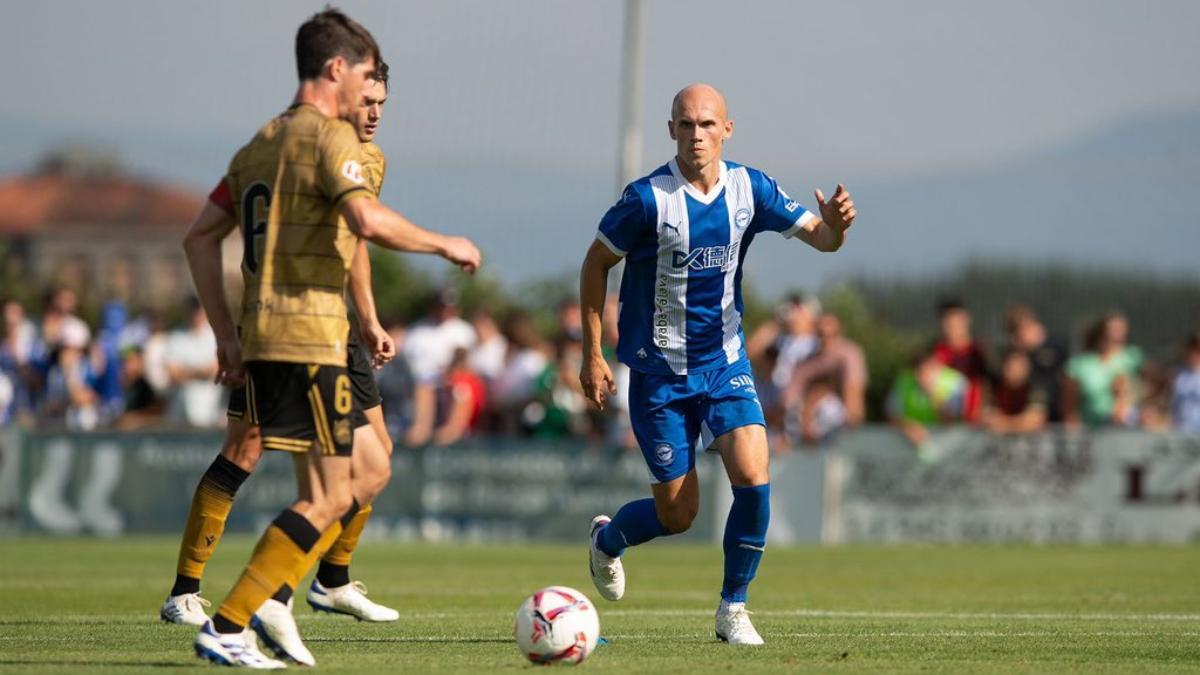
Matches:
[341,160,365,185]
[734,208,751,229]
[655,444,674,464]
[672,242,739,272]
[653,273,670,348]
[785,200,801,213]
[730,374,756,390]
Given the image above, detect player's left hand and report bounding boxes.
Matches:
[362,321,395,369]
[815,183,856,233]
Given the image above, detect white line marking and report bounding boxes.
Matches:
[602,609,1200,622]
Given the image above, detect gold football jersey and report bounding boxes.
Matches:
[360,141,387,196]
[222,103,374,366]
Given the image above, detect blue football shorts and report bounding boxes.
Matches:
[627,358,766,483]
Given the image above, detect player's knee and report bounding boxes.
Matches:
[221,426,263,472]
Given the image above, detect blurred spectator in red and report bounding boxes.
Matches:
[403,289,477,445]
[1065,312,1143,427]
[1005,305,1068,422]
[932,298,987,423]
[887,347,968,449]
[783,311,868,444]
[432,347,486,446]
[163,298,222,427]
[980,347,1048,434]
[1171,331,1200,434]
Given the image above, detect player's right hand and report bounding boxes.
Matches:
[442,236,482,274]
[580,354,617,410]
[215,337,246,387]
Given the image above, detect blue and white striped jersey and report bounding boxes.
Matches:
[597,158,817,375]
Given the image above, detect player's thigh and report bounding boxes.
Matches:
[347,341,391,451]
[362,405,392,455]
[713,424,769,487]
[703,359,770,486]
[628,370,702,484]
[349,423,391,505]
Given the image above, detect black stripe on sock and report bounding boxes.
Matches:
[203,455,250,495]
[212,612,242,634]
[339,498,361,528]
[317,562,350,589]
[272,509,321,553]
[171,574,200,597]
[272,584,293,604]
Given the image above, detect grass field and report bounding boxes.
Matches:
[1,537,1198,673]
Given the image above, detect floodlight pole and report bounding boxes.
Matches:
[615,0,644,195]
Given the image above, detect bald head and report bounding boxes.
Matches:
[668,83,733,178]
[671,83,728,121]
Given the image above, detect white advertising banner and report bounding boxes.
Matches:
[824,428,1200,543]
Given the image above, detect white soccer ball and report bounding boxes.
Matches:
[513,586,600,665]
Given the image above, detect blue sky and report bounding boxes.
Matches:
[2,0,1198,288]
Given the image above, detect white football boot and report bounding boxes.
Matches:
[160,592,211,626]
[715,600,764,645]
[250,598,315,667]
[588,515,625,601]
[306,580,399,622]
[194,621,287,669]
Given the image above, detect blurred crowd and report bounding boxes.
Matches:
[3,287,1200,451]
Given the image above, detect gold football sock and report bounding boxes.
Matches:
[213,509,320,631]
[173,456,248,595]
[323,503,371,567]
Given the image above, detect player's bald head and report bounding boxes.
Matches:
[670,83,728,121]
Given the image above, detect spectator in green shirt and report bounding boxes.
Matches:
[1065,312,1143,427]
[887,348,968,448]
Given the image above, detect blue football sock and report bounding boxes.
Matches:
[597,498,667,558]
[721,483,770,603]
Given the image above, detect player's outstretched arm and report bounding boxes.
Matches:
[795,184,857,252]
[579,239,621,410]
[181,202,243,386]
[348,239,394,367]
[341,197,481,274]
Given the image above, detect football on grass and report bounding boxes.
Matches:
[513,586,600,665]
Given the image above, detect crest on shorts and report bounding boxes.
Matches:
[655,444,674,464]
[334,418,352,446]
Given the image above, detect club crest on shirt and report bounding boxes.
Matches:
[340,160,365,184]
[734,208,751,229]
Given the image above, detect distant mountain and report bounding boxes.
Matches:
[747,107,1200,292]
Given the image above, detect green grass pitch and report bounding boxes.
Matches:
[1,537,1198,673]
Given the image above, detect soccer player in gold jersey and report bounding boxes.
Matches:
[162,66,402,656]
[182,9,480,668]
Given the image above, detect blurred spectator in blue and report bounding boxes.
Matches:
[377,317,415,443]
[39,319,99,430]
[2,298,41,423]
[92,301,129,422]
[163,298,222,427]
[887,347,968,449]
[932,298,988,423]
[1170,331,1200,434]
[980,347,1048,434]
[1065,312,1143,427]
[1005,304,1068,422]
[783,312,868,445]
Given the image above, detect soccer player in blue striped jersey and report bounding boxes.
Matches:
[580,83,857,645]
